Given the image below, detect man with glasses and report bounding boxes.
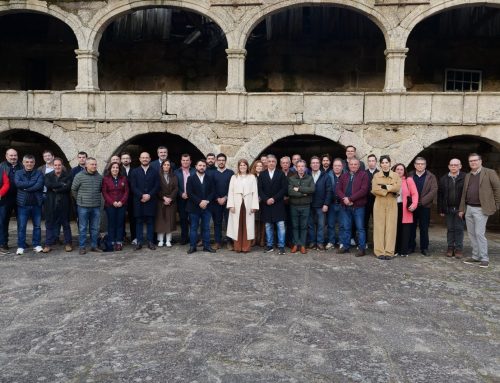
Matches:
[459,153,500,268]
[408,157,438,256]
[438,159,466,258]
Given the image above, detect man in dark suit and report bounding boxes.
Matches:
[130,152,160,250]
[186,159,215,254]
[120,152,136,242]
[364,154,379,240]
[174,154,195,245]
[258,154,288,255]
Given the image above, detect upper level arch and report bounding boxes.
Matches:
[0,4,85,49]
[88,0,232,52]
[401,0,500,45]
[237,0,391,50]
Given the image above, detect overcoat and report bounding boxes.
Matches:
[226,174,259,240]
[44,171,72,222]
[155,172,178,233]
[130,166,160,217]
[257,169,288,223]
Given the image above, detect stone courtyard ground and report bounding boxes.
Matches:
[0,225,498,383]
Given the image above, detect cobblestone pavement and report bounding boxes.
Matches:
[0,226,498,383]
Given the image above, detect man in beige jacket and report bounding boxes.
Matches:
[459,153,500,268]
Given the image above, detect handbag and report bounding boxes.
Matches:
[405,180,413,208]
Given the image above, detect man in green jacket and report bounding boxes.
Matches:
[288,160,315,254]
[71,157,103,255]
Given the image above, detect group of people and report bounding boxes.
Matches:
[0,145,498,268]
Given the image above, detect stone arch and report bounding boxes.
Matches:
[0,123,76,167]
[232,126,356,166]
[96,123,219,169]
[88,0,232,52]
[401,0,500,45]
[237,0,391,50]
[0,4,85,49]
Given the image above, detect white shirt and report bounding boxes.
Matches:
[312,171,321,183]
[268,169,275,179]
[197,173,205,183]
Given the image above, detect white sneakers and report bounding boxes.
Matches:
[34,246,43,253]
[16,248,24,255]
[157,241,164,247]
[166,241,172,247]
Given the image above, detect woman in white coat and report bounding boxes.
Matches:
[227,159,260,253]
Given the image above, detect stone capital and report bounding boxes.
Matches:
[226,48,247,59]
[75,49,100,60]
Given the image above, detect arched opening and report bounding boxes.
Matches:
[257,134,346,167]
[245,6,386,92]
[0,13,78,90]
[113,132,205,167]
[98,8,228,91]
[0,129,69,167]
[406,6,500,92]
[409,135,500,228]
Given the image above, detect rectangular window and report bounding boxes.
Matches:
[445,69,482,92]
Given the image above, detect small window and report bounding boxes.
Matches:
[445,69,482,92]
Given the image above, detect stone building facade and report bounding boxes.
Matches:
[0,0,499,175]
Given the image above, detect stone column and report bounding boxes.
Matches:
[75,49,99,92]
[226,48,246,93]
[383,48,409,93]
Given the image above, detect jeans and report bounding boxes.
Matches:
[78,206,100,249]
[409,206,431,252]
[136,215,154,245]
[265,221,286,248]
[290,206,310,246]
[340,206,366,250]
[445,211,464,251]
[17,205,42,248]
[327,203,342,245]
[45,210,72,246]
[189,210,211,248]
[0,200,16,246]
[211,203,229,244]
[106,206,126,245]
[465,206,490,262]
[308,207,325,245]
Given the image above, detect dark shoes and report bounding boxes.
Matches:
[90,247,103,253]
[134,244,143,251]
[317,244,325,252]
[278,247,285,255]
[446,248,454,257]
[421,250,430,256]
[187,247,197,254]
[79,248,87,255]
[355,249,366,257]
[203,247,216,253]
[454,250,463,259]
[377,255,393,260]
[148,242,156,250]
[264,246,274,253]
[337,247,349,254]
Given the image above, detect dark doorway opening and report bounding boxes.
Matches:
[114,132,205,168]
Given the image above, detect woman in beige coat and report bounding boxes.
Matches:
[227,159,260,253]
[372,155,401,260]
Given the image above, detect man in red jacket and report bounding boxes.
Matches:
[336,159,370,256]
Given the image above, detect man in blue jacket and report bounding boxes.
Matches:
[14,154,44,255]
[308,156,332,251]
[186,159,215,254]
[130,152,160,250]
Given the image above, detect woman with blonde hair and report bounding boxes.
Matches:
[227,159,259,253]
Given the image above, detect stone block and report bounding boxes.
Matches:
[403,95,432,123]
[105,92,163,120]
[462,94,478,125]
[166,93,217,121]
[364,126,415,149]
[314,124,342,142]
[364,94,385,123]
[32,92,61,119]
[216,93,246,122]
[430,94,463,124]
[477,94,500,123]
[303,94,364,124]
[0,91,27,118]
[246,94,303,123]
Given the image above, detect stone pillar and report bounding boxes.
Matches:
[226,48,246,93]
[383,48,409,93]
[75,49,99,92]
